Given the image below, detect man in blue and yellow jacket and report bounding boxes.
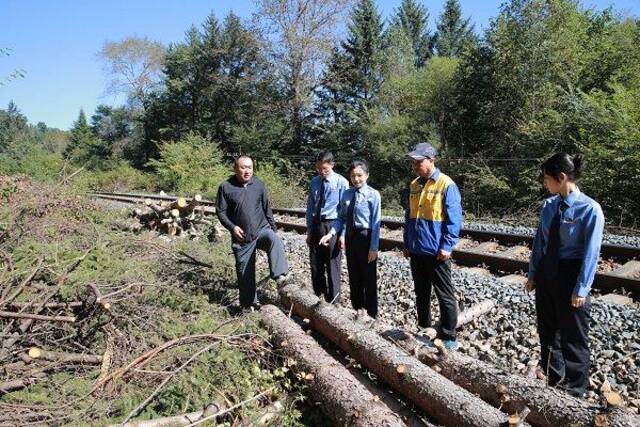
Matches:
[404,142,463,350]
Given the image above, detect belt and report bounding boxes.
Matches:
[314,215,336,222]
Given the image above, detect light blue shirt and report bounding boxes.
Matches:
[528,188,605,297]
[330,184,382,251]
[306,172,349,229]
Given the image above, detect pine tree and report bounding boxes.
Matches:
[313,0,385,155]
[389,0,432,66]
[433,0,476,57]
[0,101,30,151]
[64,109,108,167]
[342,0,385,108]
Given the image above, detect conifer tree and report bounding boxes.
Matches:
[64,109,107,167]
[433,0,476,57]
[389,0,432,66]
[342,0,385,108]
[314,0,385,155]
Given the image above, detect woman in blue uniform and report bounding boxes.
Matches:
[319,159,381,318]
[526,153,604,397]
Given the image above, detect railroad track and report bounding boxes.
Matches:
[91,191,640,296]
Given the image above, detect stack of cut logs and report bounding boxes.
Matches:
[130,195,211,237]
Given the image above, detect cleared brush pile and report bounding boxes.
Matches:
[0,176,305,426]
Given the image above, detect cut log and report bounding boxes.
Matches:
[181,194,202,216]
[423,299,495,339]
[170,197,188,210]
[259,304,406,427]
[371,319,640,427]
[7,301,83,309]
[432,351,640,427]
[278,282,513,427]
[0,374,45,394]
[28,347,102,364]
[114,401,224,427]
[87,283,112,311]
[0,310,75,322]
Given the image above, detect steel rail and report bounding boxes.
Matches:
[90,191,640,296]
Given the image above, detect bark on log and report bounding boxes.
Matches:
[113,401,224,427]
[0,310,75,322]
[6,301,83,309]
[259,304,406,427]
[424,299,495,339]
[432,351,640,427]
[370,318,640,427]
[28,347,102,364]
[278,282,513,427]
[0,374,45,394]
[181,195,202,216]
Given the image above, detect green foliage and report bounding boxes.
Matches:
[0,183,303,425]
[314,0,385,156]
[64,109,111,169]
[367,56,459,202]
[439,0,640,219]
[70,161,153,192]
[255,162,306,208]
[342,0,385,108]
[0,144,64,182]
[388,0,432,66]
[0,101,30,152]
[144,11,276,155]
[433,0,476,57]
[147,133,230,195]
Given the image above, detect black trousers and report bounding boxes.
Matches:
[346,229,377,318]
[410,254,458,340]
[535,259,591,395]
[309,220,342,303]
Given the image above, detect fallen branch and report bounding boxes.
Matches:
[0,311,76,322]
[118,343,219,426]
[87,283,112,311]
[423,299,495,340]
[92,333,235,392]
[0,259,43,308]
[0,374,45,394]
[184,388,274,427]
[113,402,224,427]
[28,347,102,365]
[6,301,83,309]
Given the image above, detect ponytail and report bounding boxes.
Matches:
[541,152,583,182]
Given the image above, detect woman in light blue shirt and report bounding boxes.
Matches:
[319,159,381,318]
[526,153,604,397]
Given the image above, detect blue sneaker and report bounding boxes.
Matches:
[442,339,459,351]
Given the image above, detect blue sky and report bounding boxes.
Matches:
[1,0,638,130]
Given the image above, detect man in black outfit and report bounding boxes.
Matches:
[216,155,289,310]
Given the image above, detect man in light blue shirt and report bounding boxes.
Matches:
[305,151,349,302]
